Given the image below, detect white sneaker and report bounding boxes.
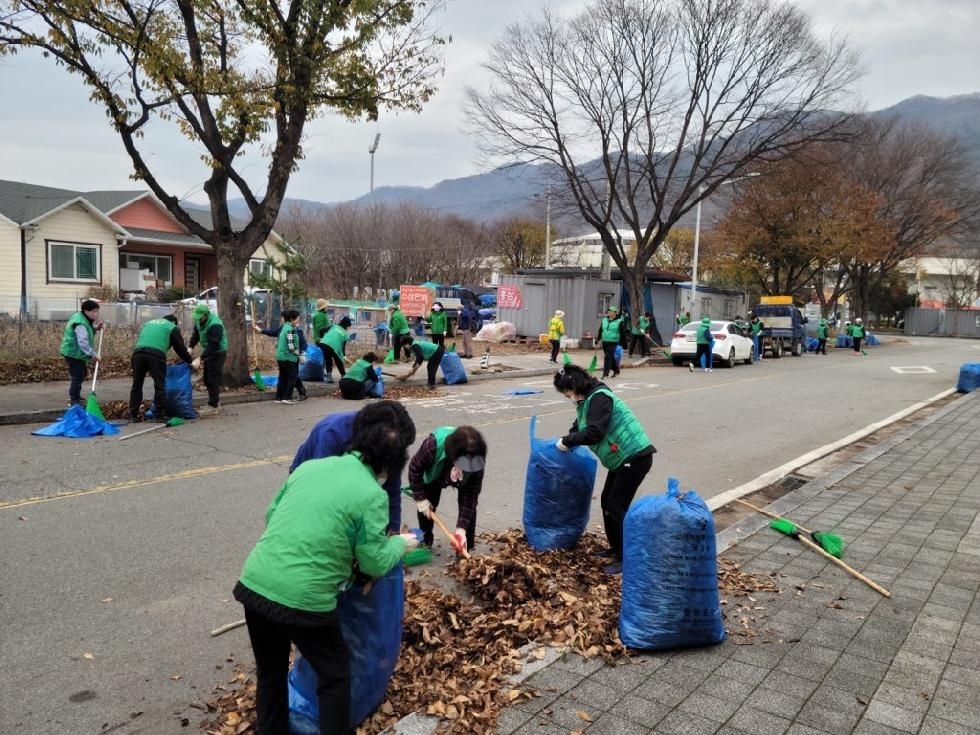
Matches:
[708,368,713,373]
[689,362,694,372]
[276,399,295,405]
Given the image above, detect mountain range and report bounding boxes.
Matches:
[230,93,980,227]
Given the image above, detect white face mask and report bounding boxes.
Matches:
[432,305,442,312]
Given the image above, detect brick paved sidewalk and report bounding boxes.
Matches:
[480,392,980,735]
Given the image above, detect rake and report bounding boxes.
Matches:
[735,498,845,558]
[85,329,106,419]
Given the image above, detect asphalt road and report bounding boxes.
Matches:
[1,336,976,734]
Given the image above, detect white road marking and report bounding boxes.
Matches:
[890,366,937,374]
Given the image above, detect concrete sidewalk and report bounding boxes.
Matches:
[0,349,576,426]
[442,390,977,735]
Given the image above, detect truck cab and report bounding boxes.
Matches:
[751,300,807,358]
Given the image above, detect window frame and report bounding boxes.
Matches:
[249,258,273,278]
[120,252,173,285]
[47,240,102,284]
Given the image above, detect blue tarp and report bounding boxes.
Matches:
[32,405,121,438]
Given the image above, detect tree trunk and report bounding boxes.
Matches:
[215,241,253,388]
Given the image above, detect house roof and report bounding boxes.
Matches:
[121,227,211,250]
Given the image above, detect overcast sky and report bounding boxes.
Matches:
[0,0,977,207]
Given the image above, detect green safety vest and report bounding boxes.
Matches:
[389,309,410,335]
[422,426,457,485]
[239,453,406,612]
[321,323,348,354]
[849,324,866,338]
[276,323,298,362]
[577,387,651,471]
[413,340,440,360]
[60,312,95,360]
[817,324,829,339]
[135,318,177,354]
[195,312,228,353]
[600,316,623,343]
[632,316,649,335]
[429,310,447,335]
[750,320,764,335]
[696,323,713,344]
[344,358,374,383]
[312,311,330,343]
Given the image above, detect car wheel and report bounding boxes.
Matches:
[773,340,783,359]
[791,339,801,356]
[724,348,735,368]
[672,356,684,366]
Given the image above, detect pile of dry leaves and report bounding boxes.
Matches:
[201,530,780,735]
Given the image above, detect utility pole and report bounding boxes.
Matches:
[369,133,382,298]
[544,183,551,269]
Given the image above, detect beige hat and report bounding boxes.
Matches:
[315,298,328,311]
[555,309,565,318]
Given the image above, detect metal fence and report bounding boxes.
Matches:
[903,308,980,339]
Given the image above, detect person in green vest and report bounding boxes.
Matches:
[409,425,488,553]
[402,335,445,390]
[554,364,655,575]
[339,352,381,400]
[748,313,765,362]
[311,298,331,344]
[848,317,867,355]
[129,314,194,423]
[386,304,412,362]
[547,309,565,363]
[690,316,715,372]
[427,301,448,348]
[319,315,351,384]
[273,309,302,405]
[816,318,830,355]
[676,311,691,327]
[628,311,651,358]
[233,423,420,735]
[188,302,227,416]
[60,298,103,407]
[596,305,628,379]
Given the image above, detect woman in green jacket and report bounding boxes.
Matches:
[338,352,381,400]
[427,301,448,348]
[60,298,103,407]
[234,423,419,735]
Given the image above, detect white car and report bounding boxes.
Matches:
[180,286,269,321]
[669,320,755,368]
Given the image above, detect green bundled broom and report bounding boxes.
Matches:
[586,355,598,374]
[735,498,844,558]
[249,302,266,391]
[85,329,105,420]
[562,352,573,367]
[383,349,396,364]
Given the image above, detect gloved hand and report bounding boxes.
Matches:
[450,529,467,555]
[191,357,201,371]
[449,465,463,483]
[416,499,432,518]
[555,438,569,452]
[399,532,420,552]
[299,355,307,364]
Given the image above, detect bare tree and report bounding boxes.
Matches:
[1,0,445,384]
[927,238,980,310]
[464,0,860,337]
[491,216,550,272]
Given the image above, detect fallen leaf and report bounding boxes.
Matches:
[576,710,593,723]
[83,652,95,660]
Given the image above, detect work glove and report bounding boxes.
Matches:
[416,499,432,518]
[449,465,464,483]
[399,533,420,552]
[450,529,468,555]
[299,355,307,364]
[555,438,569,452]
[191,357,201,371]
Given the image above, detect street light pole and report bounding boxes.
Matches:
[369,133,382,298]
[368,132,381,195]
[544,183,551,269]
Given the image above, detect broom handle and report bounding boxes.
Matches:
[734,498,813,535]
[210,619,246,637]
[796,533,891,598]
[429,509,470,559]
[90,328,104,393]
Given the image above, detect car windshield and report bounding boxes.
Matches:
[680,322,726,332]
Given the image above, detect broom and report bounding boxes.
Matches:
[249,301,266,391]
[85,329,105,420]
[735,498,844,558]
[586,355,598,374]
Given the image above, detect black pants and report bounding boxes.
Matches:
[202,352,226,407]
[601,452,653,558]
[338,377,369,400]
[432,333,445,348]
[276,360,298,400]
[242,605,351,735]
[323,346,346,379]
[394,333,412,360]
[64,356,89,404]
[629,333,649,357]
[415,483,477,550]
[426,345,446,387]
[853,336,863,354]
[601,341,619,377]
[549,339,560,362]
[817,338,827,354]
[695,343,713,369]
[130,349,167,419]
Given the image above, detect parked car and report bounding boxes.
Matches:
[180,286,270,322]
[669,320,754,368]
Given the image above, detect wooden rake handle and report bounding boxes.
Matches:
[734,499,890,598]
[735,497,814,535]
[429,509,470,559]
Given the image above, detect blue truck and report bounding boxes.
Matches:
[751,301,808,358]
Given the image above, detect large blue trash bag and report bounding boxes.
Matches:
[806,337,819,352]
[367,367,384,398]
[836,334,853,348]
[614,344,623,369]
[146,362,197,419]
[957,363,980,393]
[865,333,880,346]
[619,478,725,651]
[288,564,405,731]
[522,415,598,551]
[32,405,121,438]
[299,344,325,382]
[440,351,467,385]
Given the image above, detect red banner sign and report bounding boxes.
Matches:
[498,284,523,310]
[398,285,434,317]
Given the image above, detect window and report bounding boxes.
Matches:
[250,259,273,278]
[49,241,100,282]
[723,299,736,318]
[597,293,614,317]
[120,253,172,283]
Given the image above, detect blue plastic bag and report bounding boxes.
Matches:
[865,333,880,346]
[440,351,467,385]
[614,344,623,369]
[289,565,405,731]
[146,362,197,419]
[522,415,598,551]
[836,334,853,348]
[619,478,725,651]
[957,363,980,393]
[806,337,819,352]
[299,344,325,382]
[367,367,384,398]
